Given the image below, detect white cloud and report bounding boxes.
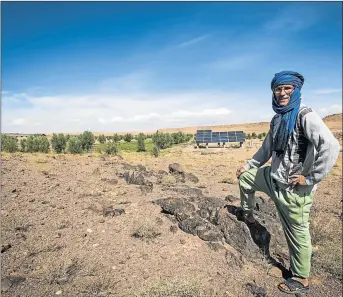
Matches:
[11,118,27,126]
[207,53,264,71]
[317,104,342,117]
[0,88,289,133]
[176,35,209,48]
[313,88,342,95]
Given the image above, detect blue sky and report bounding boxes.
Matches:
[2,1,342,133]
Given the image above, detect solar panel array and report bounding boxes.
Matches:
[195,130,245,144]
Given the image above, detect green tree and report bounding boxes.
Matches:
[113,133,120,142]
[26,135,50,153]
[98,134,106,144]
[79,131,95,152]
[67,137,83,154]
[137,133,146,152]
[258,133,263,139]
[251,132,257,139]
[51,133,67,153]
[104,142,118,155]
[1,135,18,153]
[124,133,133,142]
[152,145,159,157]
[20,138,27,152]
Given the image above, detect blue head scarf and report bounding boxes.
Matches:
[271,71,304,157]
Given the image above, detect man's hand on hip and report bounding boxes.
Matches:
[289,175,307,186]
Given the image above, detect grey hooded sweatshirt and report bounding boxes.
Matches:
[244,104,341,193]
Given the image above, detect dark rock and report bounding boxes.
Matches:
[1,276,25,292]
[178,216,205,235]
[101,178,118,185]
[154,192,286,264]
[103,207,125,217]
[245,282,268,297]
[168,163,184,174]
[124,170,148,186]
[15,225,30,232]
[140,183,153,195]
[1,244,12,253]
[185,172,199,183]
[225,195,238,202]
[168,187,204,198]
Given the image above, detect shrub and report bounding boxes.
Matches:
[251,132,257,139]
[137,133,146,152]
[1,135,18,153]
[152,145,160,157]
[103,142,118,155]
[51,133,67,153]
[113,133,120,142]
[20,138,27,152]
[26,135,50,153]
[98,134,106,144]
[67,136,83,154]
[123,133,133,142]
[79,131,95,152]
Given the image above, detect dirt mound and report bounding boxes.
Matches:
[323,113,342,122]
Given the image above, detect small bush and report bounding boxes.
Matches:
[113,133,120,142]
[124,133,133,142]
[1,135,18,153]
[137,133,146,152]
[132,219,162,242]
[51,133,67,153]
[26,135,50,153]
[20,138,27,152]
[152,145,160,157]
[161,174,177,186]
[67,137,83,154]
[103,142,118,155]
[98,134,106,144]
[79,131,95,152]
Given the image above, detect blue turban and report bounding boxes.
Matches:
[271,71,304,157]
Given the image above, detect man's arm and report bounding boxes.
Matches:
[243,129,273,171]
[302,111,340,186]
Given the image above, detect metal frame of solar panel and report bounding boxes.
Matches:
[195,130,245,145]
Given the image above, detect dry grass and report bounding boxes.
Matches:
[310,214,342,278]
[161,174,177,186]
[132,219,162,242]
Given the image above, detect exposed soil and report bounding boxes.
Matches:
[1,132,342,296]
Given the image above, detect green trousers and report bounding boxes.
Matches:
[239,166,314,278]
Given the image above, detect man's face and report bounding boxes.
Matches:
[273,84,294,106]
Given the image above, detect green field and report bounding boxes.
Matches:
[93,139,155,153]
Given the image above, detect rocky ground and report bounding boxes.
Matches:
[1,141,342,297]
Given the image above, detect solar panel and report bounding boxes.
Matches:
[195,130,245,144]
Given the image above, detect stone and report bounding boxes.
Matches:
[168,163,184,174]
[185,172,199,183]
[1,244,12,253]
[103,207,125,217]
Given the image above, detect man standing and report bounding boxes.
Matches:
[236,71,340,294]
